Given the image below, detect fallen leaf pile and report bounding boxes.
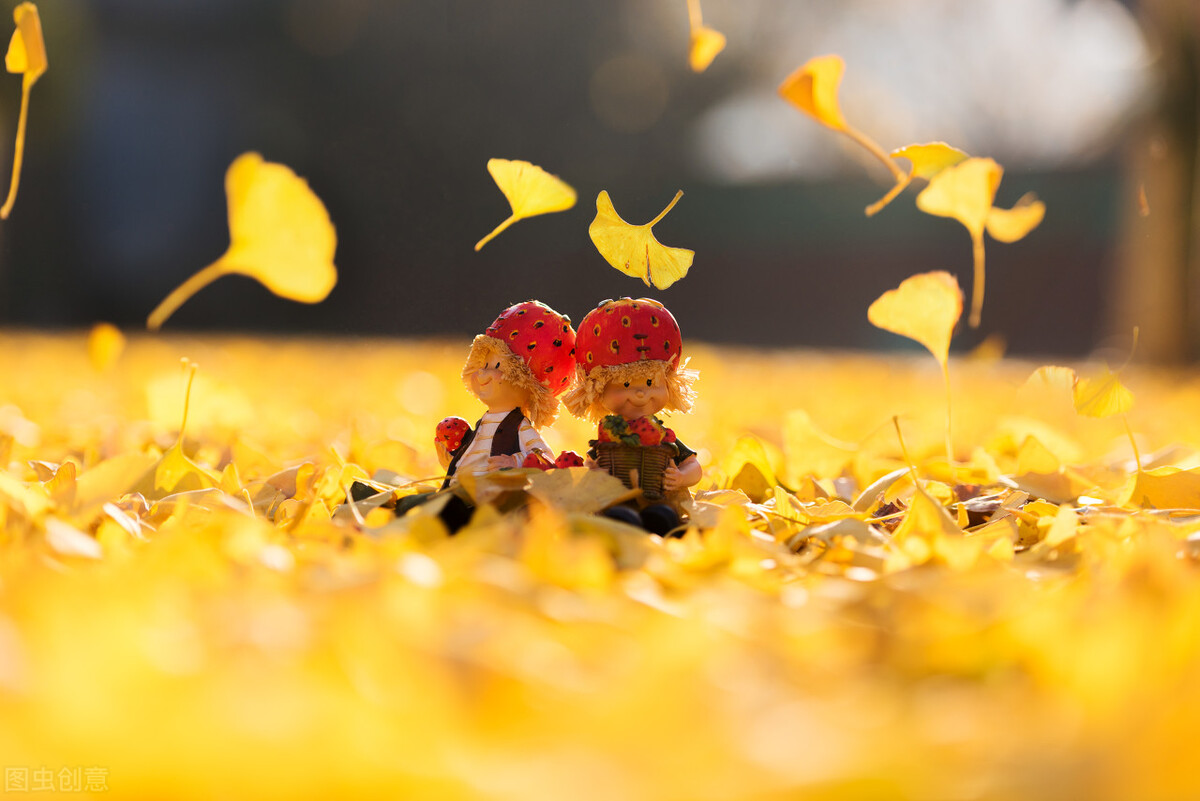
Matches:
[3,331,1200,800]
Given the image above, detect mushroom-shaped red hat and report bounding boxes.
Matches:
[563,298,696,423]
[483,300,577,395]
[574,297,682,373]
[462,300,577,428]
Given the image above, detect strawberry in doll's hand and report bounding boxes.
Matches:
[435,416,471,453]
[663,426,676,444]
[597,415,626,443]
[521,449,555,470]
[626,416,664,446]
[554,450,585,468]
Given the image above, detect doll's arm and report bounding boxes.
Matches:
[662,454,701,491]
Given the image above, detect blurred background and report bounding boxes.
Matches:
[0,0,1195,360]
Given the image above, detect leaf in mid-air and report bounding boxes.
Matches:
[1073,365,1134,419]
[474,158,576,251]
[589,190,694,290]
[868,271,963,368]
[778,54,848,131]
[147,153,337,330]
[689,26,725,72]
[869,272,963,461]
[916,157,1043,328]
[685,0,724,72]
[866,142,969,217]
[1,1,46,219]
[986,192,1046,243]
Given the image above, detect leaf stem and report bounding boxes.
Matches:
[147,261,228,331]
[843,125,906,183]
[865,175,910,217]
[474,214,517,251]
[941,360,954,464]
[648,191,684,227]
[892,416,919,482]
[0,80,32,219]
[968,231,986,329]
[686,0,702,28]
[1122,413,1142,474]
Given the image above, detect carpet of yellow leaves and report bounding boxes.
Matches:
[2,332,1200,800]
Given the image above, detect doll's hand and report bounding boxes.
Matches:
[487,454,521,471]
[662,456,702,491]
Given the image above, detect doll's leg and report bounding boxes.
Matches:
[640,504,682,538]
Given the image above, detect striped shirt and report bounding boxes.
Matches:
[454,410,551,476]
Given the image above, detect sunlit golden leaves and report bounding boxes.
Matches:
[0,2,46,219]
[147,153,338,330]
[866,142,968,217]
[474,158,576,251]
[916,157,1045,328]
[589,189,694,289]
[685,0,724,72]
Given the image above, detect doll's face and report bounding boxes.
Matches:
[469,359,528,412]
[602,375,667,420]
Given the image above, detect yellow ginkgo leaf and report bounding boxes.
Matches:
[778,54,848,132]
[916,157,1002,239]
[869,272,963,461]
[868,271,962,366]
[0,2,47,219]
[689,26,725,72]
[866,142,969,217]
[1073,365,1134,419]
[986,191,1046,243]
[147,153,337,330]
[474,158,576,251]
[589,190,694,290]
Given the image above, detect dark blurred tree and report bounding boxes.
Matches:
[1112,0,1200,361]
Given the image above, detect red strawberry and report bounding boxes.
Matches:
[521,449,554,470]
[627,416,663,446]
[554,451,585,468]
[435,416,470,453]
[663,426,677,444]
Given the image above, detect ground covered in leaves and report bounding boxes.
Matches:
[2,332,1200,800]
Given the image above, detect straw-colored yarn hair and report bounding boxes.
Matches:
[461,335,560,428]
[563,357,698,424]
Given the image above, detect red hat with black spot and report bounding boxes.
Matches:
[563,298,697,422]
[462,300,577,427]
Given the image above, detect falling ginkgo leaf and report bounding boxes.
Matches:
[865,142,969,217]
[685,0,724,72]
[146,153,337,331]
[869,271,963,461]
[916,157,1045,329]
[1073,365,1134,419]
[589,190,694,290]
[474,158,576,251]
[779,55,904,184]
[1,2,46,219]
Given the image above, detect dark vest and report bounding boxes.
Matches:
[441,408,525,489]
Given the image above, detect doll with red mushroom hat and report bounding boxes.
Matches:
[437,300,578,481]
[563,297,701,536]
[353,300,578,532]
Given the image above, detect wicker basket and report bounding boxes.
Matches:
[593,441,674,501]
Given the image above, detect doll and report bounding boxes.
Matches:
[369,300,577,531]
[562,297,700,536]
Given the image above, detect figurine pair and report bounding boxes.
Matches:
[378,297,701,535]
